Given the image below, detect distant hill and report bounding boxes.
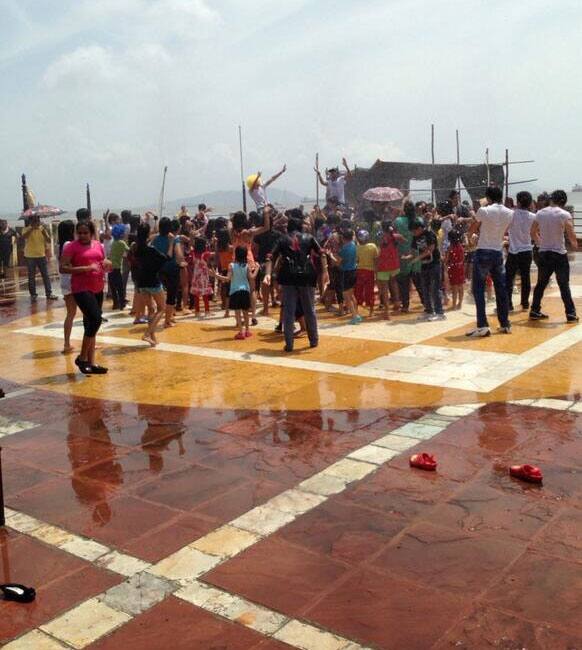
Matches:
[139,188,311,217]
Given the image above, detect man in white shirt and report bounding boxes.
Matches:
[530,190,578,322]
[247,165,286,214]
[505,191,535,311]
[315,157,352,206]
[465,185,514,338]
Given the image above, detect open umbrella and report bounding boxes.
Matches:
[20,205,65,219]
[362,187,404,203]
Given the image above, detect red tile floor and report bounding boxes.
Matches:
[1,275,582,649]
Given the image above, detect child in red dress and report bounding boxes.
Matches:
[445,229,465,309]
[190,237,213,318]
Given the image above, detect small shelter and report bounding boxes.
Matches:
[346,159,505,205]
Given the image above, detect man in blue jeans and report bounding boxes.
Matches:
[408,220,445,321]
[263,212,328,352]
[466,186,514,338]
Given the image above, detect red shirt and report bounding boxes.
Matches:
[67,240,105,294]
[377,232,400,272]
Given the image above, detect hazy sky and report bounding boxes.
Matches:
[1,0,581,212]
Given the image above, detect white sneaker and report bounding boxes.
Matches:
[465,327,491,338]
[434,313,447,321]
[417,313,432,322]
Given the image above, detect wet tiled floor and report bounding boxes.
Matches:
[1,266,582,649]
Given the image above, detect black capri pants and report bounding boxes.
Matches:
[74,291,104,337]
[160,268,179,307]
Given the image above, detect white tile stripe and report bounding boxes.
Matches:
[0,388,36,400]
[3,397,581,649]
[13,320,582,393]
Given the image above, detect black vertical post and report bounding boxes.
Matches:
[21,174,28,211]
[86,183,92,217]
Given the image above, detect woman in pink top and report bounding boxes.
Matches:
[60,221,111,375]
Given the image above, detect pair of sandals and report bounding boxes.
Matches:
[408,454,543,484]
[0,584,36,603]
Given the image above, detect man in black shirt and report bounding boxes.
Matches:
[264,213,328,352]
[409,219,445,321]
[254,219,282,316]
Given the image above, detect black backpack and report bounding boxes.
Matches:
[285,233,314,280]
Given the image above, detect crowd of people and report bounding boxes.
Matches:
[4,164,579,375]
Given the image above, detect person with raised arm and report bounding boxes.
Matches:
[315,157,352,206]
[246,165,287,214]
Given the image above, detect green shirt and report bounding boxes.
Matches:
[109,239,129,269]
[393,215,421,274]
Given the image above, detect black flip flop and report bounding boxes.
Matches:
[0,584,36,603]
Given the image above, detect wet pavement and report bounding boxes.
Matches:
[1,264,582,649]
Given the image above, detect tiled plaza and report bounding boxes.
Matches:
[1,261,581,649]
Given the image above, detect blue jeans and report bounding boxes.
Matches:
[281,285,318,350]
[26,256,53,297]
[472,249,509,328]
[420,264,442,315]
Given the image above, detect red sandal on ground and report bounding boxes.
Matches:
[509,464,543,484]
[409,453,437,471]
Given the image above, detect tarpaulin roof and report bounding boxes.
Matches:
[346,159,505,203]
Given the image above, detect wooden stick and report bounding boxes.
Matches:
[431,124,435,205]
[238,125,247,213]
[456,129,462,196]
[505,149,510,199]
[315,153,319,208]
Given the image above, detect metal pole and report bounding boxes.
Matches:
[158,166,168,219]
[504,149,510,200]
[485,148,490,186]
[456,129,462,198]
[238,125,247,213]
[315,153,320,208]
[431,124,435,204]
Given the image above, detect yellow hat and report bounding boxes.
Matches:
[246,173,260,191]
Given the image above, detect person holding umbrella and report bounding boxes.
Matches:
[21,214,58,302]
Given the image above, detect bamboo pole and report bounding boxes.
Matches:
[504,149,510,200]
[456,129,462,197]
[315,153,320,208]
[431,124,435,204]
[238,125,247,213]
[158,166,168,219]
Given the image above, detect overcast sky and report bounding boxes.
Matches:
[1,0,580,212]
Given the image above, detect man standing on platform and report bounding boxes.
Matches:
[315,158,352,207]
[465,185,513,338]
[247,165,287,215]
[21,214,58,302]
[529,190,578,323]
